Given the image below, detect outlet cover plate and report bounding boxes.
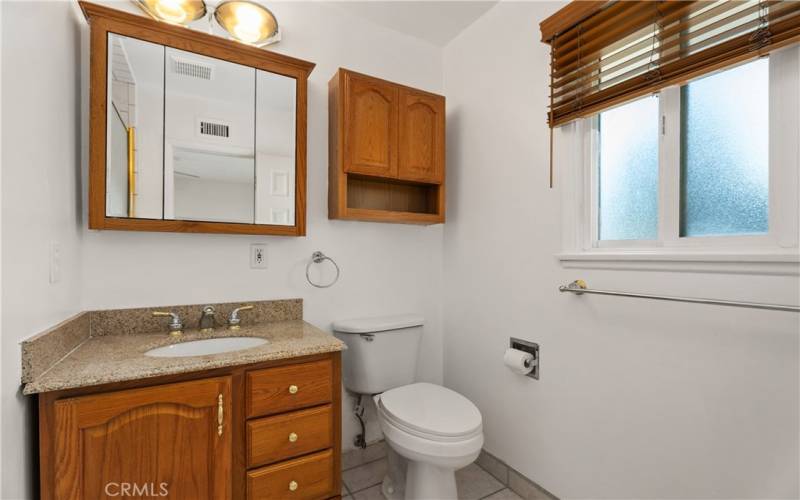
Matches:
[250,243,268,269]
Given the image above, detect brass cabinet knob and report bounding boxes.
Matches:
[288,385,298,394]
[288,432,298,443]
[289,481,298,492]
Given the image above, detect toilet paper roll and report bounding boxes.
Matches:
[504,348,535,375]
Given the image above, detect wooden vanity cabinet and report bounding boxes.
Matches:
[330,68,446,224]
[38,353,342,500]
[50,377,233,500]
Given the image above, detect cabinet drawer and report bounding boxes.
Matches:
[247,449,334,500]
[248,405,332,468]
[247,360,332,418]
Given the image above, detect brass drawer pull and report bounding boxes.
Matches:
[288,432,298,443]
[289,480,298,491]
[288,384,298,394]
[217,394,224,436]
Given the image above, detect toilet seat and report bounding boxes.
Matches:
[379,383,482,440]
[377,383,483,442]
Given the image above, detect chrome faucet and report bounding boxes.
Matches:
[152,311,184,337]
[227,305,254,330]
[199,305,216,333]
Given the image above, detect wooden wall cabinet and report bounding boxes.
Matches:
[398,90,445,184]
[329,69,446,224]
[39,353,342,500]
[344,75,399,179]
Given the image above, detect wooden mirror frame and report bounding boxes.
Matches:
[80,2,315,236]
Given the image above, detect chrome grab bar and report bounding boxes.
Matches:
[559,280,800,313]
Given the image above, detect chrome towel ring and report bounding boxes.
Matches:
[306,251,340,288]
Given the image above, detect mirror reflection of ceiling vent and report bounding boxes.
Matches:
[172,56,213,80]
[199,120,230,138]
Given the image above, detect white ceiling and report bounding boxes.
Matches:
[328,1,498,46]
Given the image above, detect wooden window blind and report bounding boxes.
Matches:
[541,0,800,128]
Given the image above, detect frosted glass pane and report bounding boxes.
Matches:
[598,96,659,240]
[680,59,769,237]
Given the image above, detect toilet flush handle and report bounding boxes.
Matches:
[359,334,374,342]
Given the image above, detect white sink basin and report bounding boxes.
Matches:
[144,337,268,358]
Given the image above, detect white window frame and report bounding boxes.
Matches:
[558,46,800,275]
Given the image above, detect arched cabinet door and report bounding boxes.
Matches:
[343,73,399,178]
[53,377,232,500]
[398,90,445,184]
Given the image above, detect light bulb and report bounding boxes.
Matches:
[136,0,206,25]
[214,1,278,45]
[154,0,188,23]
[232,3,263,43]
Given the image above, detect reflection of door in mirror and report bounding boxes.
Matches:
[106,34,165,220]
[164,48,256,224]
[107,106,129,217]
[256,70,297,226]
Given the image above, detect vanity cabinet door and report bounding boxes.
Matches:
[398,90,445,184]
[343,73,399,178]
[52,377,232,500]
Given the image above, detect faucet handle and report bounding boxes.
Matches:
[152,311,183,337]
[228,305,254,330]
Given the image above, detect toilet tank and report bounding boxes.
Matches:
[333,315,424,395]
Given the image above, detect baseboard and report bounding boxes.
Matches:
[476,449,559,500]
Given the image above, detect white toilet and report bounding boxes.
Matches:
[333,315,484,500]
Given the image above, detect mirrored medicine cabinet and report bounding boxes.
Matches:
[82,2,314,236]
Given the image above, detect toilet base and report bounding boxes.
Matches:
[380,445,459,500]
[405,461,457,500]
[381,476,402,500]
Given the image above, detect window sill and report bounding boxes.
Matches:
[557,250,800,275]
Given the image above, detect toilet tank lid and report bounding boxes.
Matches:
[333,314,424,334]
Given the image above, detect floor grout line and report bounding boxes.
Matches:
[343,460,511,499]
[341,454,388,472]
[346,480,383,495]
[479,486,509,499]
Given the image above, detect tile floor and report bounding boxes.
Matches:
[341,442,523,500]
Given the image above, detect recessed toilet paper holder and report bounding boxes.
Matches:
[510,337,539,380]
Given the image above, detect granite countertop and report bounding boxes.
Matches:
[23,320,345,395]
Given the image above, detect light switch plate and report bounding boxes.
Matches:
[250,243,268,269]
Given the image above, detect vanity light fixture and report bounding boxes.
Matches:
[135,0,207,25]
[214,0,279,46]
[133,0,280,47]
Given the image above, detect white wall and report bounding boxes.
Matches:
[1,2,85,498]
[0,2,445,498]
[443,2,800,499]
[81,0,445,458]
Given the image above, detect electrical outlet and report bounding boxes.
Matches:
[49,242,62,284]
[250,243,268,269]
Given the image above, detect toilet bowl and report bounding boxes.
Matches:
[374,383,483,500]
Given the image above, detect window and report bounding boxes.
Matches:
[680,59,769,237]
[560,47,799,270]
[598,96,659,241]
